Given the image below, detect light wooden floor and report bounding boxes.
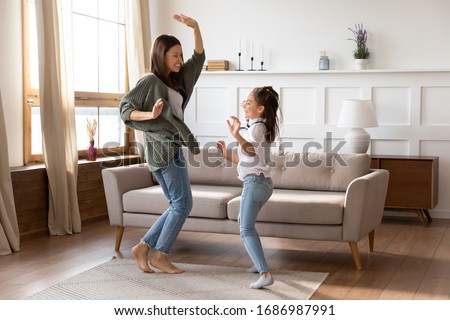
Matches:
[1,216,449,300]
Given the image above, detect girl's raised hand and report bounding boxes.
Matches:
[226,116,241,137]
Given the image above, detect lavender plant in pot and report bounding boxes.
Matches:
[348,23,369,69]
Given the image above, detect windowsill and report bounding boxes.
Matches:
[10,154,141,172]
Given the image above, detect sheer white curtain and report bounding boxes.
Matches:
[0,90,20,255]
[35,0,81,235]
[125,0,152,160]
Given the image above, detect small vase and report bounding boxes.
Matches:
[319,55,330,70]
[354,59,368,70]
[86,139,97,161]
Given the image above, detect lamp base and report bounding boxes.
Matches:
[344,128,371,153]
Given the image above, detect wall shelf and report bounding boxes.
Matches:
[202,69,450,75]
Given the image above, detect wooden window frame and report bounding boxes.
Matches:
[22,0,133,165]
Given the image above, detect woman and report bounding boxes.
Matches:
[120,14,205,274]
[217,86,281,288]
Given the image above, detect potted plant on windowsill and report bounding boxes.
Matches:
[86,117,98,161]
[348,23,369,70]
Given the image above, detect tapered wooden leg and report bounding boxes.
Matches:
[349,241,363,271]
[368,230,375,252]
[423,209,432,223]
[415,209,428,226]
[115,226,125,251]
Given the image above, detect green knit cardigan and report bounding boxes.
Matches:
[120,50,205,171]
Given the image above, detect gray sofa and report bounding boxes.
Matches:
[102,147,389,270]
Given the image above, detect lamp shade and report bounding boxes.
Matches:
[337,99,378,128]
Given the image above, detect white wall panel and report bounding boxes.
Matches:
[421,87,450,126]
[280,87,316,125]
[371,139,410,155]
[195,87,230,124]
[373,87,411,125]
[325,87,362,125]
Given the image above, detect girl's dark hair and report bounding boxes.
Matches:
[252,86,281,143]
[150,34,183,90]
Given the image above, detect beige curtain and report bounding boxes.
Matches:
[35,0,81,235]
[125,0,152,160]
[0,91,20,255]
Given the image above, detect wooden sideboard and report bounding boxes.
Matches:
[370,155,439,226]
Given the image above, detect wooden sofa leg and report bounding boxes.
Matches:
[115,226,125,251]
[348,242,363,270]
[368,230,375,252]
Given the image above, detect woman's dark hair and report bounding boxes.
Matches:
[150,34,183,90]
[252,86,281,143]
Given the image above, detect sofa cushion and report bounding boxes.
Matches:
[227,189,345,225]
[270,152,370,192]
[123,184,242,219]
[183,147,241,187]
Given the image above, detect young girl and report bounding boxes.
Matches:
[217,86,280,289]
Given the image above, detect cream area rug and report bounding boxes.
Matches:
[25,257,328,300]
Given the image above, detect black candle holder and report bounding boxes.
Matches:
[259,61,266,71]
[248,57,255,71]
[236,52,243,71]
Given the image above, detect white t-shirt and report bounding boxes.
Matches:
[167,87,183,120]
[237,118,273,181]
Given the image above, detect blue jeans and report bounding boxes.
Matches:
[141,148,193,254]
[238,175,273,274]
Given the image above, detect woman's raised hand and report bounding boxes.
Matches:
[173,13,204,54]
[173,14,198,29]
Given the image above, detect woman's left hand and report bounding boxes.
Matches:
[173,14,198,29]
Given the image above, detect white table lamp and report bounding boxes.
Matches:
[337,99,378,153]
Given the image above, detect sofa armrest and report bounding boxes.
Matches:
[102,164,155,226]
[343,169,389,242]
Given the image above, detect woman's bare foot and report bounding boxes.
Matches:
[150,250,184,274]
[131,241,153,273]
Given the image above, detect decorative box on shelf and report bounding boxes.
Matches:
[206,60,229,71]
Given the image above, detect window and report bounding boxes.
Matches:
[22,0,131,164]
